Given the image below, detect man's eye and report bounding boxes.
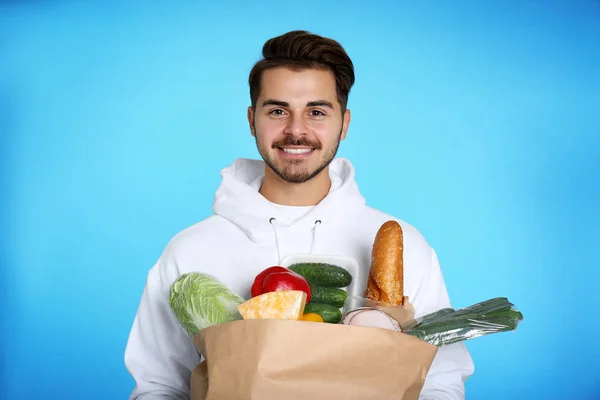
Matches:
[310,110,325,117]
[269,109,285,116]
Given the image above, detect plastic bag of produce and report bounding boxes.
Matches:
[401,297,524,347]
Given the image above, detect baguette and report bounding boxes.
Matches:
[365,220,404,305]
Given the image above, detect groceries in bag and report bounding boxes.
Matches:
[168,219,524,345]
[167,219,523,400]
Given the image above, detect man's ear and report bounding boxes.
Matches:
[340,109,351,141]
[247,106,256,137]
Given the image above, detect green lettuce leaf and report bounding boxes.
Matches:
[169,272,245,338]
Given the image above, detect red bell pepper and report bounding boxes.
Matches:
[251,266,312,303]
[251,266,289,297]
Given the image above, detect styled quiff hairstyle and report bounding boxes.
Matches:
[248,30,355,112]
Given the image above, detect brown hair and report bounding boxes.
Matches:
[249,30,355,111]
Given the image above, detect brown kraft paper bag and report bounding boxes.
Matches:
[190,318,438,400]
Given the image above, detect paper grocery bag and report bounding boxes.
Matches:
[190,319,438,400]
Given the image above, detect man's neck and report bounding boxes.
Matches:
[259,167,331,206]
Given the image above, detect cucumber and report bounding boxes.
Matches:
[303,303,343,324]
[289,263,352,288]
[309,285,348,308]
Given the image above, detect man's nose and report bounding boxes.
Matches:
[284,114,308,136]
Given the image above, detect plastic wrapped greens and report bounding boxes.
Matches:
[402,297,523,347]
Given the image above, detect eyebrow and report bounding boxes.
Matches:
[261,99,334,109]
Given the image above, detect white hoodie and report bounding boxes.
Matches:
[124,157,475,400]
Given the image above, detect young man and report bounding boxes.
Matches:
[125,30,475,399]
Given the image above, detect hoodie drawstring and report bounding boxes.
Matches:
[269,217,282,264]
[309,220,321,254]
[269,218,321,264]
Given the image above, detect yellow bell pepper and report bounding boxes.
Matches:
[301,313,324,323]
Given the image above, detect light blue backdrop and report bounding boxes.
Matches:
[2,1,599,399]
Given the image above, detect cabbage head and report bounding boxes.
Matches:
[169,272,245,338]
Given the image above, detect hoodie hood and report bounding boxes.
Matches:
[212,157,366,243]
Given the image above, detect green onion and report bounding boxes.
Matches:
[403,297,523,347]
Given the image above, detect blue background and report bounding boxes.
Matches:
[2,1,599,399]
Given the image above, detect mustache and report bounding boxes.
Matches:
[272,137,321,149]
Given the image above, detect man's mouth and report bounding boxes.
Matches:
[279,147,314,155]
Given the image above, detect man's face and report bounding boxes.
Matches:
[248,67,350,184]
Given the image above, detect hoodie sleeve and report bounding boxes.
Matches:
[124,264,201,400]
[417,249,475,400]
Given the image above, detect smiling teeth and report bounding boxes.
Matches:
[282,148,313,154]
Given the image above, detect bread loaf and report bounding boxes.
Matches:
[364,220,404,305]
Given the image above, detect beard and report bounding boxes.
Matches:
[254,125,343,184]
